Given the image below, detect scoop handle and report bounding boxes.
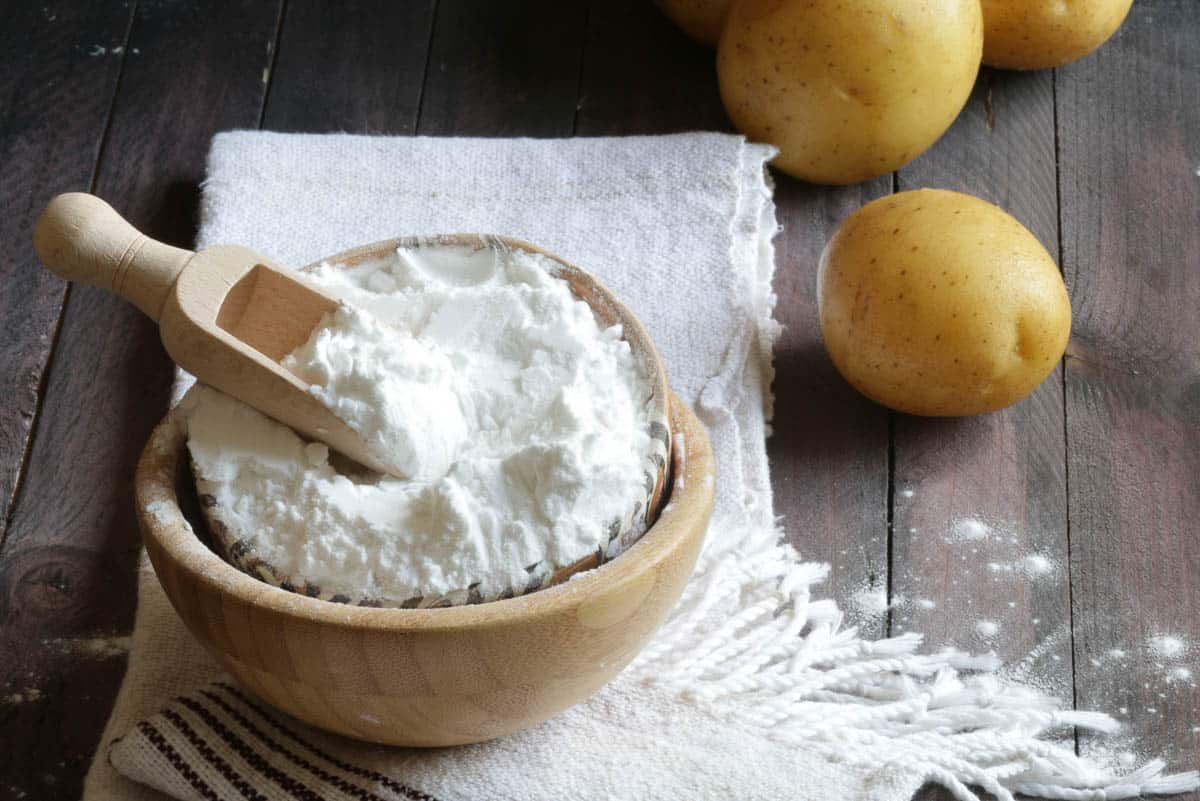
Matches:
[33,192,194,322]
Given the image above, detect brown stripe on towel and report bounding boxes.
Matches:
[135,720,238,801]
[216,683,439,801]
[173,701,326,801]
[199,688,396,801]
[161,710,273,801]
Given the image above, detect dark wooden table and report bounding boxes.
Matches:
[2,2,1197,799]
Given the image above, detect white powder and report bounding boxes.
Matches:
[1148,635,1188,659]
[948,517,991,542]
[1020,553,1054,576]
[849,586,890,619]
[985,553,1057,579]
[1,688,42,705]
[42,635,133,659]
[185,243,654,603]
[284,304,468,480]
[975,620,1000,638]
[1168,667,1193,683]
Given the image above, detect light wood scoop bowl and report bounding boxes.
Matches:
[136,392,714,746]
[33,192,400,477]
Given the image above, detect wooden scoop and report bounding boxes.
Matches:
[33,192,403,477]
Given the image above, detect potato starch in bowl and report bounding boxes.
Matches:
[183,243,654,603]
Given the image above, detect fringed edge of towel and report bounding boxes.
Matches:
[628,515,1200,801]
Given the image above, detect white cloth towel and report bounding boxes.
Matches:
[83,132,1197,801]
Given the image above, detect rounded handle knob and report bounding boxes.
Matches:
[33,192,193,321]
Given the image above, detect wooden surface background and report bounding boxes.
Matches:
[1,1,1197,798]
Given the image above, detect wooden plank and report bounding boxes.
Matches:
[890,68,1073,709]
[0,3,135,795]
[417,0,586,137]
[0,0,131,547]
[575,0,726,134]
[263,0,437,134]
[1059,0,1200,784]
[769,176,893,638]
[0,3,283,798]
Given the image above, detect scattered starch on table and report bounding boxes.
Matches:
[975,620,1000,638]
[1,688,42,705]
[986,553,1057,579]
[1148,635,1188,659]
[184,244,655,603]
[1084,731,1144,774]
[41,635,132,659]
[998,624,1070,696]
[1168,667,1193,683]
[948,517,991,542]
[1020,553,1054,576]
[850,586,891,620]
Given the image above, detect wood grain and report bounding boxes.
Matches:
[0,0,132,547]
[891,68,1073,706]
[417,0,586,137]
[1059,0,1200,785]
[263,0,437,134]
[0,3,283,798]
[0,2,135,794]
[769,176,893,638]
[575,0,726,135]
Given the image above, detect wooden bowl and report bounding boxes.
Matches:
[197,234,675,608]
[135,392,714,746]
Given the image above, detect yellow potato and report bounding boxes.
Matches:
[656,0,732,47]
[982,0,1133,70]
[717,0,983,185]
[818,189,1071,416]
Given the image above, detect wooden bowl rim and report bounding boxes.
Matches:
[135,391,714,633]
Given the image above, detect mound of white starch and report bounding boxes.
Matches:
[183,243,654,602]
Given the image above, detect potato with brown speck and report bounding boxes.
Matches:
[818,189,1071,416]
[717,0,983,185]
[656,0,733,47]
[982,0,1133,70]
